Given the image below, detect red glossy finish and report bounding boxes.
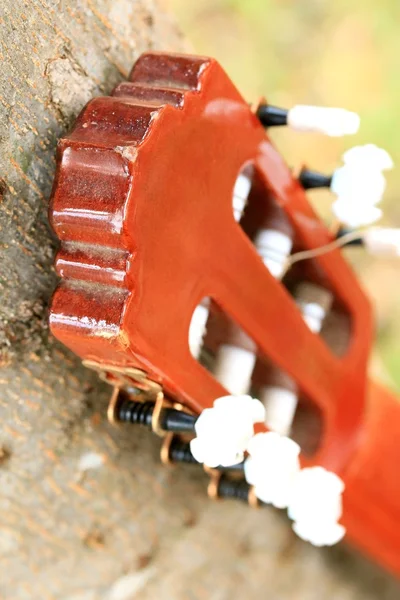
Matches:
[49,52,400,575]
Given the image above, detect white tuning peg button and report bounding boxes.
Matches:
[332,203,383,228]
[342,144,394,170]
[244,432,301,508]
[190,395,265,468]
[287,466,346,547]
[362,227,400,257]
[330,144,393,228]
[287,105,360,137]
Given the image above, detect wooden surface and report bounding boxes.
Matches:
[0,1,399,598]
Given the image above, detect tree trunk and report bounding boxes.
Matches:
[0,1,399,598]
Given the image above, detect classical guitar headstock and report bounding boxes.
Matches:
[49,52,400,575]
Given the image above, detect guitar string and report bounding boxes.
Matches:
[283,229,364,274]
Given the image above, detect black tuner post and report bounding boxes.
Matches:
[117,398,246,472]
[336,227,363,246]
[217,474,252,502]
[117,399,197,434]
[166,437,245,472]
[168,437,200,465]
[256,104,288,128]
[298,168,332,190]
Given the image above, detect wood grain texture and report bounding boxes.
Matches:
[0,1,399,598]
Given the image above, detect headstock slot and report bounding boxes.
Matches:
[236,163,353,359]
[190,297,325,458]
[283,261,353,358]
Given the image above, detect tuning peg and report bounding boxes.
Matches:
[299,144,393,228]
[298,169,332,190]
[116,398,197,433]
[161,436,245,471]
[331,144,392,197]
[257,104,360,136]
[190,395,265,468]
[245,432,301,508]
[287,467,346,547]
[361,227,400,256]
[338,226,400,257]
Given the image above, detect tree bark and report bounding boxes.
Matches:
[0,1,399,598]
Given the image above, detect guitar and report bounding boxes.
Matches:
[49,51,400,575]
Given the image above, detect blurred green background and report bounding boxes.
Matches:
[167,0,400,391]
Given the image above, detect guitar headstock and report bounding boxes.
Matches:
[49,52,400,574]
[49,51,371,467]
